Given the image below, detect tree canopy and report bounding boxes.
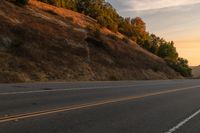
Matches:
[38,0,191,77]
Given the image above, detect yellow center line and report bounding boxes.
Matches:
[0,85,200,123]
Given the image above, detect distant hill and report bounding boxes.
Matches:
[0,0,182,83]
[192,66,200,78]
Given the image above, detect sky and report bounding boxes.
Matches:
[107,0,200,66]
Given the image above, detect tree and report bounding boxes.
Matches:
[157,41,178,60]
[37,0,192,77]
[131,17,146,33]
[166,58,192,77]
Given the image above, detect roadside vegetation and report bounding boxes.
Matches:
[35,0,191,77]
[9,0,191,78]
[0,0,183,82]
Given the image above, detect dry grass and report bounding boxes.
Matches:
[0,0,181,83]
[29,0,96,27]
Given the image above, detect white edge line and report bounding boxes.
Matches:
[165,108,200,133]
[0,82,169,95]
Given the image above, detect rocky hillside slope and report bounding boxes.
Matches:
[0,0,181,83]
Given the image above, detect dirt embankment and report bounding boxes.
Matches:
[0,0,182,83]
[192,66,200,78]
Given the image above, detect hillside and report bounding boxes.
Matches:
[192,66,200,78]
[0,0,182,83]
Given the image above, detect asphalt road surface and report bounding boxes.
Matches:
[1,80,200,133]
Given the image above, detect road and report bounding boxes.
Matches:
[0,80,200,133]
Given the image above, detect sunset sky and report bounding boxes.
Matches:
[107,0,200,66]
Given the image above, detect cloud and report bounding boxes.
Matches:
[106,0,200,66]
[111,0,200,11]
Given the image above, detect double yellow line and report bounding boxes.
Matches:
[1,85,200,123]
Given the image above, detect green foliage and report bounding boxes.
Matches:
[165,58,192,77]
[39,0,119,32]
[39,0,77,10]
[147,36,191,77]
[148,34,159,54]
[118,17,146,40]
[157,41,178,60]
[97,15,118,32]
[38,0,192,77]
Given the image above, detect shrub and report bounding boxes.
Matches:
[85,37,108,50]
[93,27,100,38]
[122,37,129,44]
[157,42,178,60]
[86,24,101,38]
[108,34,118,41]
[109,75,119,81]
[165,58,192,77]
[91,25,101,38]
[16,0,29,5]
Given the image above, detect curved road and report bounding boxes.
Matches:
[0,80,200,133]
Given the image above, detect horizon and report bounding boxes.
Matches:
[107,0,200,66]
